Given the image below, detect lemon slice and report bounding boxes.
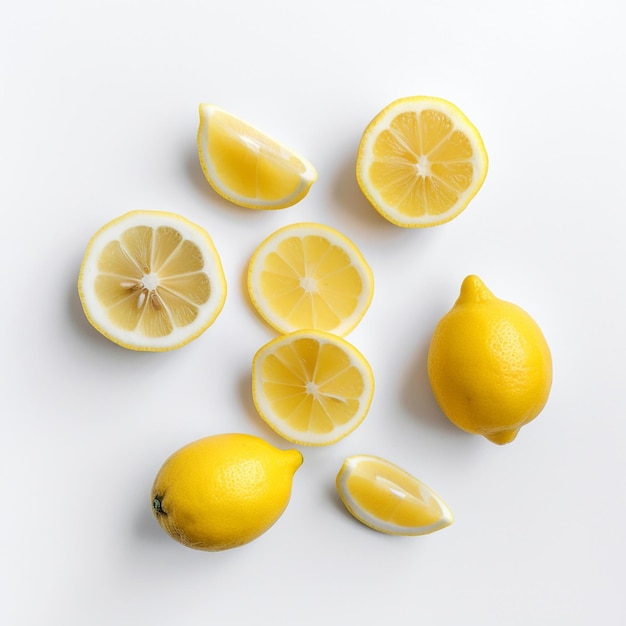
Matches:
[336,455,454,535]
[252,330,375,446]
[356,95,488,228]
[197,104,317,209]
[78,210,227,351]
[247,223,374,336]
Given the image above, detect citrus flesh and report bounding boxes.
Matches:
[427,275,552,444]
[78,210,226,351]
[151,433,303,551]
[197,104,317,209]
[252,330,375,446]
[336,455,453,535]
[247,222,374,336]
[356,96,488,227]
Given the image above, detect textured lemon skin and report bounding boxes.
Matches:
[427,276,552,444]
[151,433,302,551]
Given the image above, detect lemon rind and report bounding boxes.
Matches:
[356,95,488,228]
[78,210,227,351]
[251,330,375,446]
[197,103,318,210]
[247,222,374,336]
[336,454,454,536]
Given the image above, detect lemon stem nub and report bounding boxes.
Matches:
[153,496,165,515]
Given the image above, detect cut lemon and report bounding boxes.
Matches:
[78,210,227,351]
[197,104,317,209]
[336,455,454,535]
[252,330,375,446]
[247,223,374,336]
[356,95,488,227]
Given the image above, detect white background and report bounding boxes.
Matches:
[1,1,624,624]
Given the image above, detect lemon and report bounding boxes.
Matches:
[151,433,303,551]
[197,104,317,209]
[252,330,375,446]
[356,96,488,227]
[247,222,374,336]
[78,210,226,351]
[427,275,552,444]
[336,455,454,536]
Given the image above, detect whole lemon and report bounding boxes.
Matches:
[427,275,552,445]
[151,433,303,551]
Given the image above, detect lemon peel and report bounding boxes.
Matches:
[427,275,552,444]
[151,433,303,551]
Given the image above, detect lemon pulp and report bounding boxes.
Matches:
[197,104,317,209]
[248,222,374,336]
[357,96,488,227]
[336,455,454,535]
[252,330,375,446]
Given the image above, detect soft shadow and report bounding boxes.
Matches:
[330,149,391,233]
[400,332,472,440]
[134,498,171,547]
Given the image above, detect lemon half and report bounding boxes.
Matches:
[78,210,226,351]
[357,96,488,227]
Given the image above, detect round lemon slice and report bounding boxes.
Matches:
[336,455,454,535]
[247,222,374,336]
[197,104,317,209]
[252,330,375,446]
[78,210,227,351]
[356,95,488,228]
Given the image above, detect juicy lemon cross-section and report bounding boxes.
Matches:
[78,210,227,351]
[356,95,488,228]
[252,330,375,446]
[336,455,454,536]
[247,222,374,336]
[197,104,318,210]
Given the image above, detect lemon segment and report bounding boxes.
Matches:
[78,210,226,351]
[151,433,302,551]
[197,104,317,209]
[252,330,375,446]
[247,222,374,336]
[356,96,488,227]
[427,275,552,444]
[336,455,454,535]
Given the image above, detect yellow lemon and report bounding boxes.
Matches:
[247,222,374,336]
[336,455,453,536]
[197,104,317,209]
[356,96,488,227]
[427,275,552,444]
[151,433,303,551]
[78,210,227,351]
[252,330,375,446]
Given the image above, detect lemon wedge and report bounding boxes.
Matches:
[336,455,454,535]
[247,222,374,336]
[197,104,317,209]
[252,330,375,446]
[78,210,226,351]
[356,95,488,227]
